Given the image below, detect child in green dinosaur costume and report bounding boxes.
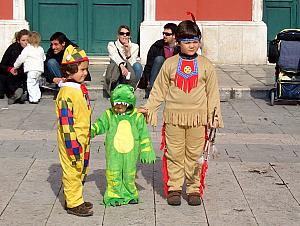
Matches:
[91,84,156,206]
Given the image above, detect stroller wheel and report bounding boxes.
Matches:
[270,89,275,106]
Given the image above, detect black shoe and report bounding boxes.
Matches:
[53,90,59,100]
[144,87,151,99]
[19,91,28,103]
[128,199,138,204]
[0,94,4,99]
[29,101,38,104]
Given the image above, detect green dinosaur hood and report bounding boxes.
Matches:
[110,84,136,113]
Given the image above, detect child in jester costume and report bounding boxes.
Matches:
[56,45,93,216]
[91,84,156,206]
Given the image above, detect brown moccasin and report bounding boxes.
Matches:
[167,190,181,206]
[65,201,93,210]
[187,192,201,206]
[66,203,93,217]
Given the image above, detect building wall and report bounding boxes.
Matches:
[1,0,267,65]
[0,0,13,20]
[156,0,252,21]
[0,0,29,57]
[141,0,267,64]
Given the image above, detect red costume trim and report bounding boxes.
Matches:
[199,126,208,198]
[175,58,199,93]
[160,123,169,197]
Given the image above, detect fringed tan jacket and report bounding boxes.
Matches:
[144,54,224,128]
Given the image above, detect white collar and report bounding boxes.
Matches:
[59,81,81,90]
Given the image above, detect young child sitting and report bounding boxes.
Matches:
[56,44,93,216]
[90,84,156,206]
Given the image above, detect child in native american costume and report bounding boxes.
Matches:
[140,19,224,206]
[56,45,93,216]
[90,84,156,206]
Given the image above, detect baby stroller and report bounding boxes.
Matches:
[268,29,300,105]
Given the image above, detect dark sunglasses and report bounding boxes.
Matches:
[119,32,130,36]
[162,32,173,36]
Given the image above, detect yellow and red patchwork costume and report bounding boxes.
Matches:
[56,82,91,208]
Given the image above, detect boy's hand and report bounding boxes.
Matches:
[137,107,148,123]
[209,118,219,128]
[72,160,83,169]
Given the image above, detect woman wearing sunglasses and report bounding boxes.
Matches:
[105,25,142,94]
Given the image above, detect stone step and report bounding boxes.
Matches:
[89,56,110,65]
[40,64,272,101]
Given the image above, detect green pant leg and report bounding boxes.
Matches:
[122,147,139,203]
[104,169,124,206]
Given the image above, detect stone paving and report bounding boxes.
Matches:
[0,64,300,225]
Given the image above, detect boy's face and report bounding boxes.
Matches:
[68,61,89,83]
[179,40,200,56]
[113,103,128,114]
[51,39,65,54]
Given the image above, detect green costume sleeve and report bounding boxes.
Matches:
[136,112,156,164]
[91,110,110,138]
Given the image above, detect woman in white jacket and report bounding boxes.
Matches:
[105,25,142,93]
[14,31,46,104]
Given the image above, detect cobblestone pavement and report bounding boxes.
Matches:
[0,92,299,225]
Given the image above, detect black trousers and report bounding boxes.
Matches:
[0,73,26,97]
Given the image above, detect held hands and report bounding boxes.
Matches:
[137,107,148,123]
[10,68,18,76]
[209,118,219,129]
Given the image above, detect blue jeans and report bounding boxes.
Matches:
[47,59,62,77]
[132,62,143,80]
[150,56,165,87]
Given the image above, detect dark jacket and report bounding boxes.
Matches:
[142,39,180,81]
[0,42,24,76]
[43,41,91,82]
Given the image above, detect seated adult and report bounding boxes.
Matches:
[0,29,30,104]
[44,32,91,85]
[104,25,142,95]
[140,23,179,98]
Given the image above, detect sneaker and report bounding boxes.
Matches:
[8,88,23,105]
[167,190,181,206]
[187,192,201,206]
[66,203,93,217]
